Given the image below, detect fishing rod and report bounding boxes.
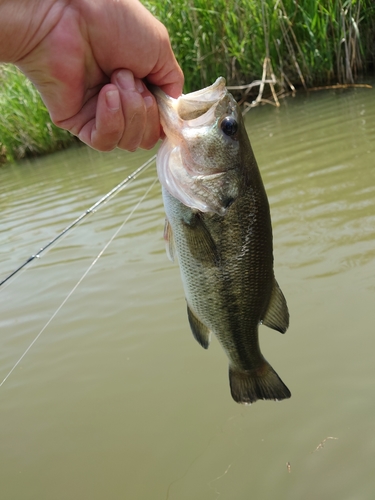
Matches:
[0,174,158,388]
[0,154,156,288]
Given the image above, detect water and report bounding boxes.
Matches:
[1,85,375,499]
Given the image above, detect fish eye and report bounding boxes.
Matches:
[220,116,238,137]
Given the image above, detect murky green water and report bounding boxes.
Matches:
[1,85,375,500]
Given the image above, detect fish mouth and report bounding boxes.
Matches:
[153,77,238,215]
[153,77,227,126]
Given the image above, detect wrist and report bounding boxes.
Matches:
[0,0,66,63]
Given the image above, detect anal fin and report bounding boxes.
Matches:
[187,304,211,349]
[261,279,289,333]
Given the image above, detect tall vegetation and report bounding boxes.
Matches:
[145,0,375,92]
[0,64,74,164]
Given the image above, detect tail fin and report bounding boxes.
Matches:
[229,362,291,404]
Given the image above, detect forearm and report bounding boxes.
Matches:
[0,0,65,63]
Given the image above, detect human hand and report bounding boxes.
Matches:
[0,0,183,152]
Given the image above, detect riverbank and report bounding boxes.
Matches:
[1,0,374,164]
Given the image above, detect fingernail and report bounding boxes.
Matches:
[144,96,153,109]
[116,69,135,91]
[106,89,120,111]
[135,79,145,93]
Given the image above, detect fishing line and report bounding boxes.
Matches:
[0,154,156,288]
[0,176,158,388]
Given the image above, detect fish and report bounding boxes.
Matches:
[153,77,290,404]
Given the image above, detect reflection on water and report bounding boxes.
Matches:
[1,85,375,500]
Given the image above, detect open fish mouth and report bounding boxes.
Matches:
[153,77,228,126]
[152,78,241,215]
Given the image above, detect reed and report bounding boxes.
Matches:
[145,0,375,92]
[0,64,74,164]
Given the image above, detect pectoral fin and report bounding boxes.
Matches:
[182,212,219,266]
[163,218,175,262]
[261,279,289,333]
[187,304,211,349]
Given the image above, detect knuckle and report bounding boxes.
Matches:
[88,130,119,152]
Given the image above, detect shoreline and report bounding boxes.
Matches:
[1,0,374,164]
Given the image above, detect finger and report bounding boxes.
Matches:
[54,84,125,151]
[112,69,148,152]
[148,65,184,99]
[56,71,161,152]
[137,85,161,150]
[144,26,184,99]
[76,84,125,151]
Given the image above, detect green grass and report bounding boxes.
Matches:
[145,0,375,92]
[0,64,75,164]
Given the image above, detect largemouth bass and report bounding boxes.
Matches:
[153,78,290,404]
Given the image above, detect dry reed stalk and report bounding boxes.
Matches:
[307,83,372,91]
[277,6,307,90]
[227,57,281,115]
